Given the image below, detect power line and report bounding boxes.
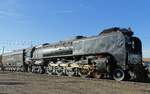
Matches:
[0,40,44,46]
[0,40,47,53]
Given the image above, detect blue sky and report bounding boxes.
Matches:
[0,0,150,57]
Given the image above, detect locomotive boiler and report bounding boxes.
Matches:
[0,27,148,81]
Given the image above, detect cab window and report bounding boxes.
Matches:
[130,37,142,54]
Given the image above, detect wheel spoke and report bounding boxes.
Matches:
[46,65,53,75]
[78,68,90,78]
[56,66,63,76]
[66,67,75,77]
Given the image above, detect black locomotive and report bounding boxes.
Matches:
[0,27,148,81]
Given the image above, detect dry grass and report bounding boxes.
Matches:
[143,58,150,62]
[0,72,150,94]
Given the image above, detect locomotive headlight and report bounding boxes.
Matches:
[132,41,135,49]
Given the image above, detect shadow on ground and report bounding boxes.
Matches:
[0,81,25,85]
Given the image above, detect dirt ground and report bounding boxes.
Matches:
[0,71,150,94]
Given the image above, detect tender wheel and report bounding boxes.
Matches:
[93,71,103,79]
[113,68,125,81]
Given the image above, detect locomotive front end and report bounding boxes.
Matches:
[125,30,148,81]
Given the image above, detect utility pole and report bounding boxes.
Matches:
[2,46,5,54]
[30,41,33,48]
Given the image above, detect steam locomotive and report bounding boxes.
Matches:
[0,27,148,81]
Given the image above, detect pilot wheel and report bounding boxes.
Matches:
[113,68,125,81]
